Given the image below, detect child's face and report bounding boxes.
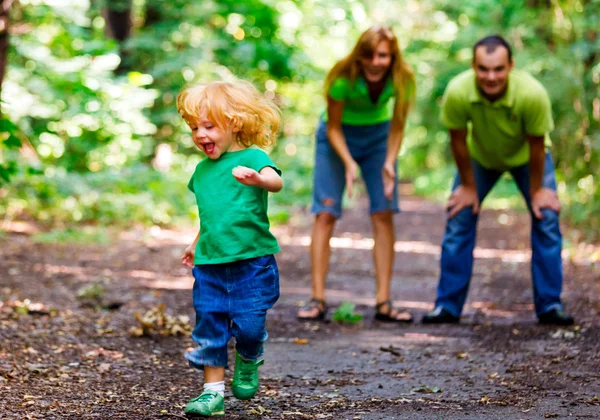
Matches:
[189,114,242,159]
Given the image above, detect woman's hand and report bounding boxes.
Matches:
[382,161,395,200]
[326,96,356,198]
[345,160,358,198]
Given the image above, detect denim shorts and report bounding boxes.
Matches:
[311,120,400,218]
[184,255,280,369]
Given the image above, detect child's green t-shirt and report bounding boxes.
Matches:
[188,148,281,265]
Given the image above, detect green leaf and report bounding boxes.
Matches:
[4,135,22,148]
[0,118,17,133]
[332,302,363,324]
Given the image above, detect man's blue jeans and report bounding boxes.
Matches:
[435,153,564,317]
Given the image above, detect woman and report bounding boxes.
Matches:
[297,26,415,322]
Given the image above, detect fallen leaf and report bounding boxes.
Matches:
[293,338,309,345]
[98,363,111,373]
[551,329,576,340]
[130,305,192,337]
[248,405,266,415]
[129,326,144,337]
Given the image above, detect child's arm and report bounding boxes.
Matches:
[232,166,283,192]
[181,230,200,268]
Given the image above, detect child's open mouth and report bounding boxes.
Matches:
[202,142,215,154]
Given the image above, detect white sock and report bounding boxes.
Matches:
[204,381,225,397]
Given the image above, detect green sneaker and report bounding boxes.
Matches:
[231,352,264,400]
[184,390,224,417]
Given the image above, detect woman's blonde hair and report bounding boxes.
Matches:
[177,80,280,148]
[324,26,415,115]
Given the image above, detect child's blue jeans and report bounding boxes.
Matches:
[184,255,279,369]
[435,153,564,317]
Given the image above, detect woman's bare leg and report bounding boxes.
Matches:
[372,211,411,320]
[297,212,336,318]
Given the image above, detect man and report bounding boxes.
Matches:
[422,35,574,326]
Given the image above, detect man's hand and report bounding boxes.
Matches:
[232,166,261,186]
[345,159,358,198]
[382,161,395,200]
[531,187,561,219]
[447,185,480,218]
[181,244,195,268]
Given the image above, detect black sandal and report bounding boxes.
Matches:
[375,300,413,323]
[297,298,327,321]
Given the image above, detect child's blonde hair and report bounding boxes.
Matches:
[177,80,280,148]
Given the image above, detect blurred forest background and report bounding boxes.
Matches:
[0,0,598,242]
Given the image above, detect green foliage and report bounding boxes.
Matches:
[332,301,364,324]
[76,283,107,301]
[0,115,22,184]
[3,164,194,228]
[32,227,110,245]
[0,0,598,240]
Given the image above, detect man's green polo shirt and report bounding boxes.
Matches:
[441,69,553,171]
[323,76,413,125]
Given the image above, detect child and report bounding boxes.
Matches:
[177,80,283,417]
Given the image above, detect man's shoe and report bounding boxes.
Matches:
[231,352,264,400]
[184,390,224,417]
[538,309,574,326]
[422,306,460,324]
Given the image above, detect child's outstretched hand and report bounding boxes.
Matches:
[181,244,195,268]
[232,165,261,186]
[232,165,283,192]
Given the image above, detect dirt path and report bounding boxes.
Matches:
[1,192,599,419]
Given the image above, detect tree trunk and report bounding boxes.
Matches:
[143,0,163,29]
[104,0,131,42]
[104,0,132,74]
[0,0,13,110]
